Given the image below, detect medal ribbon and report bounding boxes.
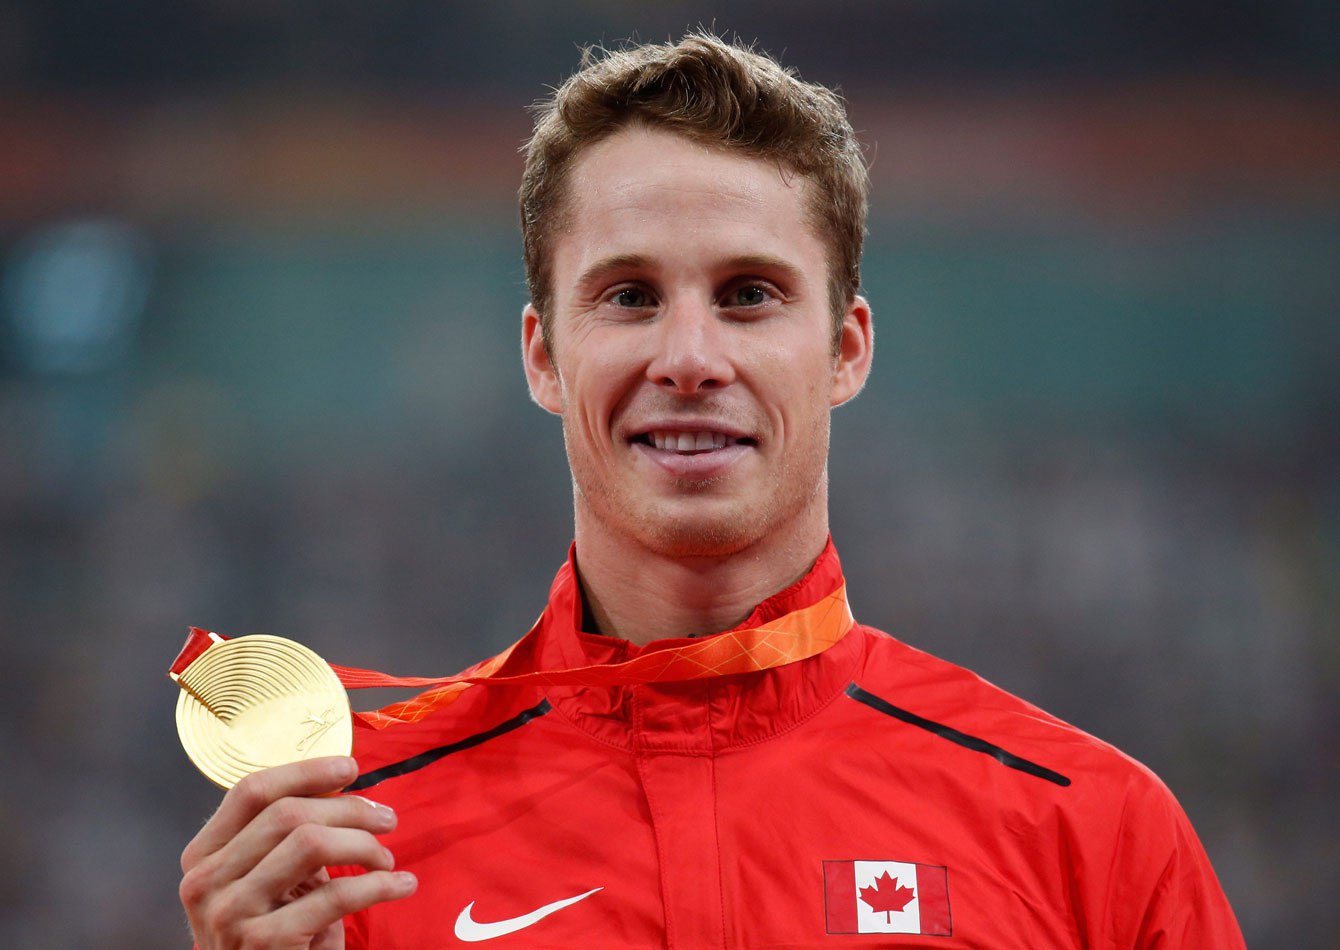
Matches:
[172,583,853,730]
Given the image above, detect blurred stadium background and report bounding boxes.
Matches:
[1,1,1336,946]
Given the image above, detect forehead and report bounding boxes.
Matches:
[552,126,825,282]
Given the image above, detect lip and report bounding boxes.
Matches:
[630,440,753,479]
[624,418,757,480]
[626,418,753,442]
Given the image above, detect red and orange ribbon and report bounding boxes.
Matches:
[172,582,854,731]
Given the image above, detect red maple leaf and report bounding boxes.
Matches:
[859,870,916,923]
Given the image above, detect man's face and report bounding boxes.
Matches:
[523,126,871,559]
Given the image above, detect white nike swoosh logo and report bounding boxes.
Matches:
[453,887,603,942]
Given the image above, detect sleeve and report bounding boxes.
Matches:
[1130,800,1245,949]
[1100,768,1246,950]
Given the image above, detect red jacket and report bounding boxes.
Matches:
[335,543,1244,948]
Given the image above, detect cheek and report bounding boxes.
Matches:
[560,368,624,451]
[771,353,834,420]
[582,338,648,408]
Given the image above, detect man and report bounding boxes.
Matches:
[179,34,1245,947]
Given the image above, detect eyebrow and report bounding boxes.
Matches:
[575,252,805,290]
[719,254,805,283]
[575,254,652,290]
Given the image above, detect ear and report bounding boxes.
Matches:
[522,304,563,414]
[830,294,874,407]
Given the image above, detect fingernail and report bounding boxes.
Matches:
[395,871,417,892]
[382,847,396,868]
[334,757,358,780]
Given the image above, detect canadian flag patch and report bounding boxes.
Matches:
[823,860,952,936]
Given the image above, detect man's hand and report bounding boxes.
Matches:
[179,756,417,949]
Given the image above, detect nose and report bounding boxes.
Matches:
[645,298,736,394]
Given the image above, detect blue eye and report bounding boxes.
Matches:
[613,288,650,308]
[732,285,769,306]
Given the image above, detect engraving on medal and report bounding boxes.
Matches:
[296,707,341,752]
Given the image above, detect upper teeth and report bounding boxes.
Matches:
[648,430,731,451]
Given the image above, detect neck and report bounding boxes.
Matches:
[572,505,831,647]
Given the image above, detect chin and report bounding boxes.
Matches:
[625,495,776,559]
[638,520,758,559]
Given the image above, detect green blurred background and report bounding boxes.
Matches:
[1,2,1336,946]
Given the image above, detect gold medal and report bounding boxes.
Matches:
[171,631,352,789]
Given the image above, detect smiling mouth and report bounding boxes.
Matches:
[631,430,756,454]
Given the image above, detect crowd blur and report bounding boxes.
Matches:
[1,2,1336,946]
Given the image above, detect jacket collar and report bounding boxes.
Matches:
[508,538,864,752]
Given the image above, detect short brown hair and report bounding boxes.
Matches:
[520,32,868,350]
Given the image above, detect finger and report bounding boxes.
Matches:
[283,867,331,904]
[209,793,396,885]
[244,824,397,911]
[183,757,358,871]
[265,870,417,942]
[292,872,343,950]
